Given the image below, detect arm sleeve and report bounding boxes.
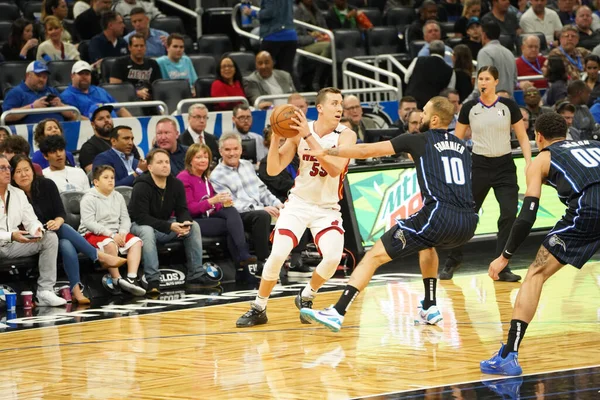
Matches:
[80,195,112,236]
[117,193,131,235]
[502,196,539,258]
[458,100,474,125]
[181,176,212,217]
[389,133,427,158]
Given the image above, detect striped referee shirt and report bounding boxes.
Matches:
[459,97,522,157]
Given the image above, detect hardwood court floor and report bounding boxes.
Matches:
[0,264,599,399]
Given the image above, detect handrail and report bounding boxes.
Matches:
[231,4,337,85]
[374,54,408,76]
[152,0,202,38]
[254,87,401,108]
[517,74,546,82]
[342,58,402,101]
[104,101,169,114]
[176,96,249,114]
[1,106,81,125]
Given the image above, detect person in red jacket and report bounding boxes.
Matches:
[210,56,246,111]
[516,35,548,89]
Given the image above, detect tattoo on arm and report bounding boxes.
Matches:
[532,246,550,268]
[326,148,340,156]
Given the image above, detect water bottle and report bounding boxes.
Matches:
[241,0,252,28]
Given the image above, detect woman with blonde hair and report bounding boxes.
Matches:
[36,16,80,61]
[454,0,481,37]
[41,0,71,42]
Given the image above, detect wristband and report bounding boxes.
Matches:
[135,168,144,175]
[303,132,312,140]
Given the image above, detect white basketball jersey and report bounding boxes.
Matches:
[288,121,348,209]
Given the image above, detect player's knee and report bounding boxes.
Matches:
[262,234,295,280]
[315,254,341,278]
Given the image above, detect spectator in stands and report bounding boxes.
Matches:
[123,8,168,58]
[73,0,90,19]
[210,56,246,111]
[130,148,214,295]
[575,6,600,50]
[210,132,283,267]
[406,109,423,134]
[31,118,76,169]
[115,0,164,19]
[36,16,80,62]
[543,55,569,105]
[523,86,553,137]
[407,1,440,43]
[393,96,417,131]
[61,61,133,119]
[441,88,461,130]
[2,61,74,125]
[556,101,583,139]
[156,33,197,96]
[405,40,456,109]
[556,0,575,26]
[438,0,463,22]
[75,0,112,40]
[0,154,66,307]
[460,17,483,59]
[89,11,128,63]
[179,104,219,165]
[110,34,161,105]
[583,54,600,105]
[519,0,562,46]
[417,21,454,66]
[517,35,548,90]
[177,144,256,283]
[154,118,188,177]
[288,93,309,116]
[2,19,37,61]
[232,104,268,162]
[10,155,127,303]
[244,51,296,110]
[0,127,8,144]
[79,165,146,296]
[40,135,90,192]
[41,0,71,43]
[453,44,474,101]
[92,126,147,187]
[0,135,43,175]
[325,0,358,30]
[481,0,521,41]
[454,0,481,37]
[548,25,589,80]
[567,79,598,139]
[343,95,378,141]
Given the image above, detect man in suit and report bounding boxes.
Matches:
[93,125,147,187]
[179,104,219,165]
[244,51,296,110]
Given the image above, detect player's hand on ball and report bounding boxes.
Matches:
[488,256,509,280]
[290,110,309,137]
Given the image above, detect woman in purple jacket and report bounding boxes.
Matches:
[177,144,256,282]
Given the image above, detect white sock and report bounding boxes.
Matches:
[254,295,269,310]
[301,283,318,299]
[127,273,137,279]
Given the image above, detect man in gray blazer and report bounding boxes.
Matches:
[244,51,296,110]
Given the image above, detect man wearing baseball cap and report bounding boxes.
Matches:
[460,17,483,59]
[2,61,75,125]
[60,61,132,120]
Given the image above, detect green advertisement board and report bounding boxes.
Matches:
[346,158,566,248]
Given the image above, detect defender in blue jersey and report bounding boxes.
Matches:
[299,97,479,332]
[482,113,600,376]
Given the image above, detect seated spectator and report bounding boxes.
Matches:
[453,44,474,102]
[177,144,256,283]
[61,61,133,119]
[523,86,553,137]
[460,17,483,59]
[40,135,90,192]
[575,6,600,51]
[454,0,481,38]
[543,55,569,106]
[557,101,583,140]
[179,104,219,165]
[154,118,188,176]
[406,109,423,134]
[93,125,147,187]
[1,19,36,62]
[41,0,72,43]
[405,40,456,109]
[417,21,454,66]
[156,33,197,96]
[232,104,269,162]
[244,51,296,110]
[123,8,167,58]
[79,165,146,296]
[343,95,378,141]
[0,135,43,175]
[115,0,164,19]
[519,0,562,47]
[288,93,309,116]
[0,127,9,144]
[89,11,128,63]
[567,79,598,139]
[548,25,590,81]
[325,0,358,30]
[31,118,76,169]
[129,148,215,295]
[73,0,90,19]
[110,34,161,105]
[10,155,127,303]
[37,16,80,62]
[211,56,246,111]
[210,133,283,266]
[2,61,74,125]
[407,1,440,43]
[481,0,521,42]
[582,54,600,105]
[440,88,461,130]
[0,154,66,307]
[258,125,299,202]
[75,0,113,40]
[393,96,417,131]
[556,0,575,26]
[517,35,548,90]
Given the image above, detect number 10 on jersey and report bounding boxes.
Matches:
[441,156,465,185]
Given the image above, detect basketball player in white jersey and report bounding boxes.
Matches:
[236,87,357,327]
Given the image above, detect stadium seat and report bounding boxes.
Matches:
[197,34,233,60]
[333,29,366,63]
[22,1,43,21]
[0,21,11,43]
[152,79,192,115]
[0,61,28,98]
[446,37,463,48]
[0,3,21,22]
[47,60,77,87]
[517,32,548,53]
[225,51,256,77]
[189,54,216,78]
[366,27,402,56]
[183,34,195,54]
[385,7,415,27]
[101,57,118,84]
[439,21,455,38]
[358,8,382,26]
[61,191,86,230]
[150,16,185,36]
[499,34,516,54]
[194,77,214,99]
[409,40,426,58]
[115,186,133,204]
[55,85,69,93]
[101,83,147,116]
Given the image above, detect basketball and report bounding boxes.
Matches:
[270,105,299,138]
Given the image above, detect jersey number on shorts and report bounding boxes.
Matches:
[309,161,328,177]
[441,156,466,185]
[570,148,600,168]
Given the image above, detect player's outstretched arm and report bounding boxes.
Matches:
[308,140,395,160]
[309,128,358,177]
[266,130,299,177]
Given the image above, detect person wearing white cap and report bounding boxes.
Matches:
[2,61,75,125]
[60,61,132,120]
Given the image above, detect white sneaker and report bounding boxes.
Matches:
[36,290,67,307]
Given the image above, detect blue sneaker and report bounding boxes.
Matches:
[482,377,523,399]
[300,306,344,332]
[480,344,523,376]
[416,300,443,325]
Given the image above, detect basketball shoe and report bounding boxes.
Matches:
[480,344,523,376]
[300,306,344,332]
[416,300,443,325]
[236,303,268,327]
[294,288,313,324]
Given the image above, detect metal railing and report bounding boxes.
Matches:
[253,87,401,108]
[1,106,81,125]
[104,101,169,114]
[176,96,249,114]
[151,0,202,36]
[231,4,337,85]
[517,75,545,82]
[342,58,402,102]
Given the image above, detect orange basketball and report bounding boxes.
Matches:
[270,104,299,138]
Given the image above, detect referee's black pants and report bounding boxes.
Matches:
[447,153,518,269]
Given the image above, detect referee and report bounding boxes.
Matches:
[439,66,532,281]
